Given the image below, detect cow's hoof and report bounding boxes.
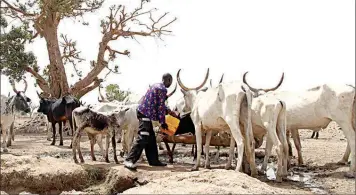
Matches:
[119,151,125,157]
[191,166,199,171]
[59,142,63,146]
[250,170,258,178]
[344,171,355,178]
[50,142,55,145]
[276,177,283,183]
[225,164,232,170]
[204,164,211,169]
[74,159,79,164]
[92,158,97,161]
[169,160,173,164]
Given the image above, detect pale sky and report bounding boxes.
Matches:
[1,0,355,106]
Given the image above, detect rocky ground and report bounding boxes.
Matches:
[0,119,354,194]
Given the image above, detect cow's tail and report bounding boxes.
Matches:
[241,83,254,150]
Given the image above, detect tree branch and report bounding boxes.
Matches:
[24,66,52,95]
[60,34,85,77]
[75,77,103,98]
[1,0,36,17]
[71,0,176,97]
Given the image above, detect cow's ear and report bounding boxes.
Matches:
[199,87,208,92]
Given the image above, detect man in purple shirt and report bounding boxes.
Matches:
[124,73,177,170]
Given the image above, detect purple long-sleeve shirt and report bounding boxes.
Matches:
[137,83,168,124]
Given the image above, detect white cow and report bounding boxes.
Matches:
[177,68,258,177]
[243,72,356,178]
[239,72,289,182]
[1,79,31,152]
[172,74,228,162]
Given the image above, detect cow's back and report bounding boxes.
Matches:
[264,84,354,130]
[195,82,243,130]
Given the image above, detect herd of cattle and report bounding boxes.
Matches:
[1,69,355,182]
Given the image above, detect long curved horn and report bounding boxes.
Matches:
[167,83,177,98]
[177,68,210,91]
[219,73,224,84]
[10,80,18,94]
[36,91,43,99]
[263,72,284,93]
[98,97,104,102]
[242,72,259,93]
[98,85,107,102]
[23,78,28,93]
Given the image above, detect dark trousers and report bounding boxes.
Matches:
[125,110,160,165]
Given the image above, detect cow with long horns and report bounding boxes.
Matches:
[1,79,31,152]
[169,73,226,164]
[238,72,289,182]
[243,72,356,178]
[176,68,258,177]
[37,90,80,148]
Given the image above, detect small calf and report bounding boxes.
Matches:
[71,106,129,164]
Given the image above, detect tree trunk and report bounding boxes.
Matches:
[42,14,69,98]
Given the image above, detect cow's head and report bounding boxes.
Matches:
[36,91,55,115]
[209,73,225,89]
[109,107,130,134]
[177,68,210,112]
[9,79,31,113]
[242,72,284,97]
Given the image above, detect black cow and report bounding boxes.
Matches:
[163,112,204,163]
[37,92,80,147]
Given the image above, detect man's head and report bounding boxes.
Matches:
[162,73,173,88]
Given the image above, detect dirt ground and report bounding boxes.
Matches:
[0,119,355,194]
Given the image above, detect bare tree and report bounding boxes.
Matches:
[1,0,176,98]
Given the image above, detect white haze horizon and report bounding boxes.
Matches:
[1,0,355,107]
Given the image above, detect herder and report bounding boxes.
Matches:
[124,73,178,170]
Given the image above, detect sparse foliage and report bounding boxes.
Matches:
[104,84,131,102]
[1,0,176,98]
[0,14,38,82]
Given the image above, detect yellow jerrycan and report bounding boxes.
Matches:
[160,115,180,136]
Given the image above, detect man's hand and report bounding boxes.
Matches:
[167,109,179,119]
[161,123,168,130]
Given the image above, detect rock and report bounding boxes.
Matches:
[0,191,9,195]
